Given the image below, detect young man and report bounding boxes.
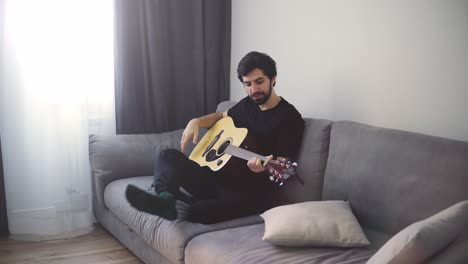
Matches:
[126,51,304,224]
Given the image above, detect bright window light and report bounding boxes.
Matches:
[4,0,114,106]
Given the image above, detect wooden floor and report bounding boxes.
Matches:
[0,225,143,264]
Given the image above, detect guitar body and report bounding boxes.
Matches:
[189,117,248,171]
[189,116,300,186]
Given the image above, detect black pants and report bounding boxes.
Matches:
[152,148,273,224]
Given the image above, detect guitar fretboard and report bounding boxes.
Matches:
[225,145,267,162]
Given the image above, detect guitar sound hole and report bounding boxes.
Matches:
[216,138,232,155]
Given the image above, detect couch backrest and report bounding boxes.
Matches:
[279,118,332,203]
[322,121,468,237]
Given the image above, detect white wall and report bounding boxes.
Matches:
[231,0,468,142]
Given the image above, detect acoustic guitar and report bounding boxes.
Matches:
[189,117,299,186]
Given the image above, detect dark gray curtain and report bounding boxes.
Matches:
[114,0,231,134]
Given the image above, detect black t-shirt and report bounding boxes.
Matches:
[221,96,304,194]
[228,96,304,160]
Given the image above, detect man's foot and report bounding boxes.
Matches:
[125,184,177,220]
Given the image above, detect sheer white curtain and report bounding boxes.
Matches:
[0,0,115,239]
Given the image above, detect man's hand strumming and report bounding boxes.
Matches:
[180,118,200,153]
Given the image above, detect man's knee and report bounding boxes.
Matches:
[155,148,187,165]
[159,148,183,159]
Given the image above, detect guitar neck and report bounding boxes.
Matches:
[225,145,268,162]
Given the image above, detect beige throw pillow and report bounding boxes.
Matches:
[260,200,370,247]
[366,200,468,264]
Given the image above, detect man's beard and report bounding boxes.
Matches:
[250,83,273,105]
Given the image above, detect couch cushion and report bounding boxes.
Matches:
[427,226,468,264]
[104,176,263,264]
[185,223,375,264]
[367,200,468,264]
[322,121,468,239]
[261,200,369,247]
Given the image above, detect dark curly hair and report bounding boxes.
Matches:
[237,51,277,82]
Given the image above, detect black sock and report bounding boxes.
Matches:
[125,184,177,220]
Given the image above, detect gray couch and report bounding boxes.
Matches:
[89,101,468,264]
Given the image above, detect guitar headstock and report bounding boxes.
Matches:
[266,157,298,186]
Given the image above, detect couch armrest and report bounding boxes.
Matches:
[89,129,185,208]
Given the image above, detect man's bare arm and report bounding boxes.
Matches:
[180,111,227,153]
[194,111,227,128]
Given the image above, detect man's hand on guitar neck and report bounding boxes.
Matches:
[247,155,273,173]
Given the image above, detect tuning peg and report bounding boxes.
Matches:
[269,176,275,181]
[279,181,284,186]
